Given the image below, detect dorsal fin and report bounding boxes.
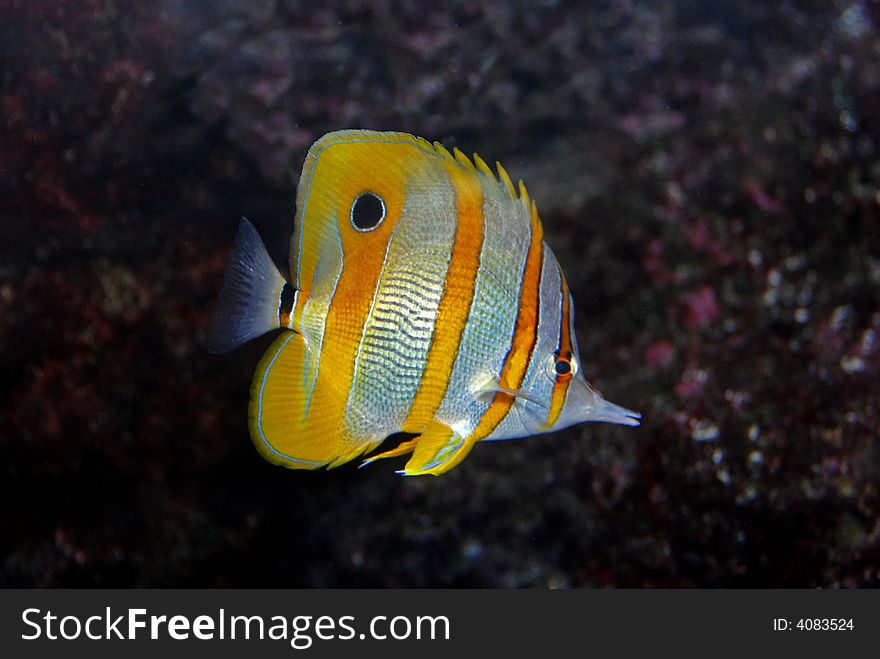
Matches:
[453,146,475,170]
[414,136,434,151]
[472,152,494,178]
[496,161,517,199]
[518,180,530,206]
[428,141,531,207]
[432,141,454,160]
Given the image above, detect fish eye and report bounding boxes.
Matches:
[350,192,386,232]
[546,350,576,383]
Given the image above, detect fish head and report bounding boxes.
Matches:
[552,369,642,430]
[513,259,640,435]
[515,347,641,434]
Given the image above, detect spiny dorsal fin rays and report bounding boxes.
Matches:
[452,146,476,171]
[472,152,494,178]
[422,136,531,206]
[414,136,434,151]
[518,180,530,207]
[432,141,454,161]
[496,161,517,199]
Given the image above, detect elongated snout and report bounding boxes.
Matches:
[555,377,641,429]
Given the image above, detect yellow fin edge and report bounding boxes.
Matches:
[419,137,528,204]
[248,332,374,471]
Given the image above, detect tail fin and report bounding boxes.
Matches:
[206,218,288,354]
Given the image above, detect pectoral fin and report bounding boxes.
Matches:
[476,380,546,408]
[399,421,477,476]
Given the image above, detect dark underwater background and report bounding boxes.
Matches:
[2,0,879,587]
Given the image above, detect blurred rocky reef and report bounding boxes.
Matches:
[1,0,879,586]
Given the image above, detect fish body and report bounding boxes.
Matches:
[208,130,639,476]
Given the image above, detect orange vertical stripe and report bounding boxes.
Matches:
[467,200,544,441]
[295,139,411,455]
[545,274,573,428]
[402,161,485,430]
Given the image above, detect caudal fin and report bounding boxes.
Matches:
[205,218,288,354]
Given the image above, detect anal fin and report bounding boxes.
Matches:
[249,332,365,469]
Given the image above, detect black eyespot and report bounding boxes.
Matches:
[350,192,386,231]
